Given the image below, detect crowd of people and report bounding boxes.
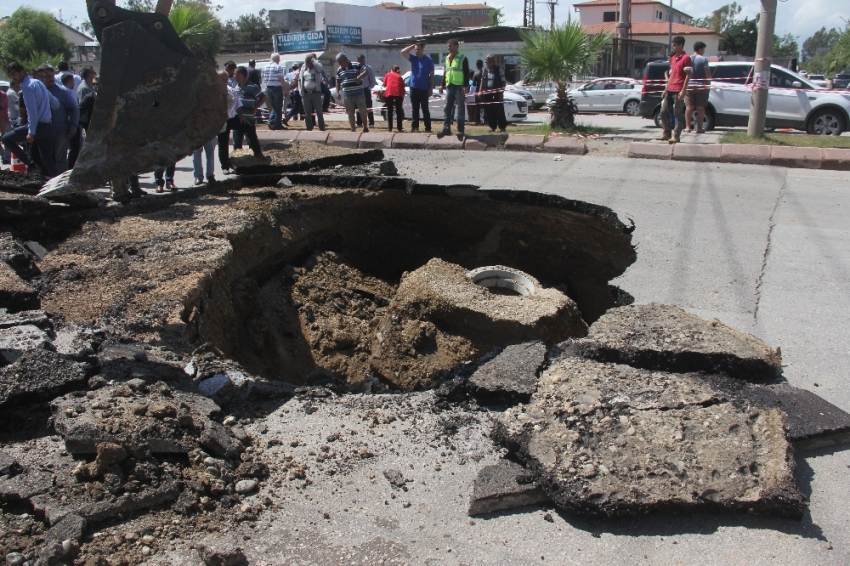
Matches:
[1,61,97,177]
[0,42,513,199]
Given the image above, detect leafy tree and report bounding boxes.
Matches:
[486,8,505,27]
[801,27,839,62]
[0,7,72,69]
[722,16,758,56]
[124,0,155,12]
[690,2,742,33]
[224,10,270,43]
[773,33,799,59]
[519,22,611,129]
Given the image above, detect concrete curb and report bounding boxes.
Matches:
[256,129,594,156]
[629,141,850,171]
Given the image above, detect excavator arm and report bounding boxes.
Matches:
[40,0,227,198]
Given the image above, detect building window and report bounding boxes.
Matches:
[603,11,616,22]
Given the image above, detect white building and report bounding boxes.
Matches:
[575,0,724,56]
[316,2,421,45]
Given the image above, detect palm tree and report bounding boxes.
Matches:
[519,22,611,129]
[168,1,224,61]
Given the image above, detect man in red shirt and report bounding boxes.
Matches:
[660,36,692,143]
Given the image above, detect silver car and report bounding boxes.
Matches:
[548,77,642,115]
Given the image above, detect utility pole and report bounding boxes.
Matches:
[523,0,535,28]
[667,0,673,55]
[536,0,558,29]
[748,0,777,137]
[616,0,630,40]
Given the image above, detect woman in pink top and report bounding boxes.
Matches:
[383,65,406,132]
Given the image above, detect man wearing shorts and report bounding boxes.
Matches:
[685,41,712,134]
[335,53,369,133]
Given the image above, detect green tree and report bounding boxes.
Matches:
[168,1,224,60]
[690,2,742,33]
[722,17,758,56]
[486,8,505,27]
[0,7,72,69]
[519,22,611,129]
[773,33,799,59]
[224,10,270,43]
[801,27,839,62]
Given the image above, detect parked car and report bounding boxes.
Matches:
[808,74,828,88]
[834,73,850,89]
[545,77,642,115]
[379,68,528,124]
[638,60,849,135]
[507,80,555,108]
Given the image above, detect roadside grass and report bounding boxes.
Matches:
[720,132,850,149]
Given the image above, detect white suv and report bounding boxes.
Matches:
[709,62,850,135]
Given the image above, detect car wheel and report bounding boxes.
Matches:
[807,108,846,135]
[653,108,663,128]
[624,100,640,116]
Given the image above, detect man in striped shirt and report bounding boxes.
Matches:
[261,53,289,130]
[335,53,370,133]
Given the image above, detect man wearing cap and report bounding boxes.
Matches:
[261,53,289,130]
[335,53,370,133]
[438,39,469,138]
[2,62,59,176]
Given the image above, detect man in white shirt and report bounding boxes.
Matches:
[299,55,326,131]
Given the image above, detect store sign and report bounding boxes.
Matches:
[274,30,326,53]
[326,25,362,45]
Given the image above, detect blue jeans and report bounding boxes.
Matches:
[193,138,217,180]
[2,122,58,176]
[266,86,284,129]
[442,85,465,133]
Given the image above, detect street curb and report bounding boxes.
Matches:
[629,141,850,171]
[256,129,591,156]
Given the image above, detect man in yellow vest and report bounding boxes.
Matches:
[437,39,470,138]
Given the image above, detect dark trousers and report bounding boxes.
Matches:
[409,87,431,132]
[68,125,84,169]
[385,96,404,131]
[356,91,375,126]
[467,101,483,125]
[286,92,303,120]
[218,116,262,169]
[483,93,507,131]
[2,122,57,176]
[321,83,332,112]
[154,165,176,185]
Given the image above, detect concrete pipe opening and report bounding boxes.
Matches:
[467,266,537,297]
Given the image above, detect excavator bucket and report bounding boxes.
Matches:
[40,1,226,198]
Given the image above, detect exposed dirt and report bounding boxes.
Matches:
[230,141,368,170]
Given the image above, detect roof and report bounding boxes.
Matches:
[380,25,530,45]
[583,22,725,37]
[412,3,491,9]
[575,0,666,6]
[373,2,404,8]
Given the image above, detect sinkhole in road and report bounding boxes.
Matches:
[186,183,638,391]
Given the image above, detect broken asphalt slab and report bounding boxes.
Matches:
[468,458,551,516]
[494,356,806,519]
[0,349,89,408]
[467,341,547,404]
[571,303,782,382]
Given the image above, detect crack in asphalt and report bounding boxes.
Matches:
[753,169,788,322]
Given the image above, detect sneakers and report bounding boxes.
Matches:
[436,130,451,139]
[668,133,681,144]
[194,178,204,186]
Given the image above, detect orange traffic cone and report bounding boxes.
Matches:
[10,154,26,173]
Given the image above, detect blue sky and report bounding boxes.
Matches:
[0,0,846,45]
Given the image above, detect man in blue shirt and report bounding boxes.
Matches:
[218,66,267,171]
[37,63,79,174]
[2,61,59,176]
[401,43,435,133]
